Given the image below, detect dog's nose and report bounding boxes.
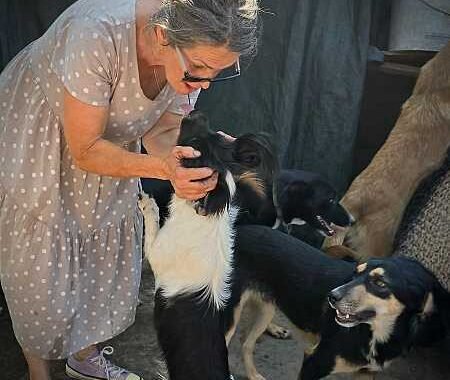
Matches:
[137,193,143,200]
[328,290,342,306]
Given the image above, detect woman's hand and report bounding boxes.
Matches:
[161,146,218,200]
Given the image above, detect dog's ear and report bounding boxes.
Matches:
[233,136,262,167]
[232,133,278,178]
[421,293,435,316]
[407,291,443,347]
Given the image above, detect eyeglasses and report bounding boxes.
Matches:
[175,46,241,83]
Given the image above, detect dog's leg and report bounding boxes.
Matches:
[352,372,376,380]
[298,345,334,380]
[138,193,160,256]
[296,331,320,356]
[285,328,320,357]
[242,300,276,380]
[323,245,359,261]
[266,322,291,339]
[225,291,251,347]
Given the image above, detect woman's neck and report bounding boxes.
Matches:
[135,0,167,99]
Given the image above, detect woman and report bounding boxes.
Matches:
[0,0,260,379]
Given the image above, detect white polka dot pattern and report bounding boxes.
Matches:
[0,0,196,359]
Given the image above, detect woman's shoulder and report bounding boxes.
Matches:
[53,0,136,31]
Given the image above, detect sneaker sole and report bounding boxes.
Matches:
[66,364,107,380]
[66,364,144,380]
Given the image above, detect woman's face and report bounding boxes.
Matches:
[163,43,240,95]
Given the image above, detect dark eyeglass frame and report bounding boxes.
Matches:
[175,45,241,83]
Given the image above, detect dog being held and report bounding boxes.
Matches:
[225,225,450,380]
[139,110,276,380]
[324,42,450,260]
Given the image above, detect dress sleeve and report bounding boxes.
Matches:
[51,18,118,107]
[166,89,201,116]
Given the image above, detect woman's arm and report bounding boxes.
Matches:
[63,90,217,200]
[142,111,182,158]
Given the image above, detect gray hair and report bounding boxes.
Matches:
[150,0,260,58]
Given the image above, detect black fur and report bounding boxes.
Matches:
[154,289,231,380]
[142,110,277,218]
[277,170,352,231]
[235,169,354,247]
[226,225,450,380]
[226,225,355,336]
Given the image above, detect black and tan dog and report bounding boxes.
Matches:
[226,225,450,380]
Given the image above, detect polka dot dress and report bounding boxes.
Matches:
[0,0,198,359]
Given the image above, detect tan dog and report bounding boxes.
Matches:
[324,42,450,260]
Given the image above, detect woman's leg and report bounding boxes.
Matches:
[71,344,97,361]
[23,351,51,380]
[24,345,97,380]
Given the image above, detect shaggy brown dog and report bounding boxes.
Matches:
[324,42,450,260]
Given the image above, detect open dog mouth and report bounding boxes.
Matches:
[192,194,212,216]
[333,307,376,327]
[334,309,360,326]
[315,215,335,236]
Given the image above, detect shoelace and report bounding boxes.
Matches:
[89,346,126,380]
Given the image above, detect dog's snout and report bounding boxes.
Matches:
[137,193,143,200]
[328,289,343,306]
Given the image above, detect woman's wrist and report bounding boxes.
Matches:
[140,154,172,181]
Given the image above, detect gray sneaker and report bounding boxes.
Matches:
[66,346,143,380]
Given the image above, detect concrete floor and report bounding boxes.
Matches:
[1,262,449,380]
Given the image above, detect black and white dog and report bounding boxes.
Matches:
[139,110,276,380]
[225,225,450,380]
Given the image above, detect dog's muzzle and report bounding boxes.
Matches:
[316,215,336,236]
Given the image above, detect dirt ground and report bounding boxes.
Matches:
[1,262,449,380]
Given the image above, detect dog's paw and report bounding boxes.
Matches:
[248,372,267,380]
[138,193,160,224]
[266,322,291,339]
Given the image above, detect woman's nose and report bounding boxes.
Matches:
[199,81,210,90]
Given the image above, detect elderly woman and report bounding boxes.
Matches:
[0,0,260,379]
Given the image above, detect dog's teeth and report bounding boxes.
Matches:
[346,314,350,319]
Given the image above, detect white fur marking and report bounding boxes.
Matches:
[289,218,306,226]
[147,171,237,310]
[272,218,281,229]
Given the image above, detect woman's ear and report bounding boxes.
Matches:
[154,25,169,46]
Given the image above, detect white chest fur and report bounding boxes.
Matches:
[147,173,238,310]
